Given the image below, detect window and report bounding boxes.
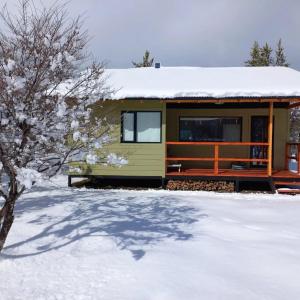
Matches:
[137,112,161,142]
[121,111,161,143]
[179,117,242,142]
[123,112,135,142]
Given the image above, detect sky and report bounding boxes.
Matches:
[1,0,300,70]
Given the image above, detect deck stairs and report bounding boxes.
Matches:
[273,179,300,195]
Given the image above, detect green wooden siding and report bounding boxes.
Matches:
[69,100,166,177]
[69,101,289,177]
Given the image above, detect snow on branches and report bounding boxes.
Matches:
[0,0,127,251]
[0,1,124,194]
[0,1,128,192]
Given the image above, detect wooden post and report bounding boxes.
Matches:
[297,144,300,174]
[165,141,167,176]
[267,102,273,176]
[285,143,289,170]
[68,176,72,187]
[214,144,219,175]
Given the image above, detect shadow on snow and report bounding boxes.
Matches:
[2,187,206,260]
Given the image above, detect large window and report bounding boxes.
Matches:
[179,117,242,142]
[121,111,161,143]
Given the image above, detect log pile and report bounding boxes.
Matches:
[166,180,234,192]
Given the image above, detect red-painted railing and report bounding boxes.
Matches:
[166,141,269,175]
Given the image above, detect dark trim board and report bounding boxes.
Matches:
[116,96,300,101]
[68,175,164,187]
[68,173,300,191]
[167,102,289,109]
[99,96,300,107]
[68,174,273,192]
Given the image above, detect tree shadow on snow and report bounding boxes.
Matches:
[2,188,206,260]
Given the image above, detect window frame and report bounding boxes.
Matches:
[121,111,162,143]
[178,116,243,142]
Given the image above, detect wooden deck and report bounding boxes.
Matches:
[166,169,300,180]
[165,140,300,182]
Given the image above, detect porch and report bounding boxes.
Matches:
[166,141,300,178]
[165,100,300,190]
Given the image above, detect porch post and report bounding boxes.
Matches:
[267,102,273,176]
[214,144,219,175]
[285,143,289,170]
[297,144,300,174]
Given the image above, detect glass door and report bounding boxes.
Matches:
[250,116,270,168]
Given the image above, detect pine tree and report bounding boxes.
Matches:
[275,39,289,67]
[132,50,154,67]
[260,43,274,66]
[245,41,262,66]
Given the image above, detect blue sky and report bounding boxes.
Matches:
[2,0,300,69]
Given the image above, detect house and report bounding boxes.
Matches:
[69,65,300,192]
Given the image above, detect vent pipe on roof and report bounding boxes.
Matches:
[155,62,161,69]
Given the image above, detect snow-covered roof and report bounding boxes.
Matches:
[105,66,300,100]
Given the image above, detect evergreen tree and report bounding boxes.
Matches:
[245,40,290,67]
[275,39,289,66]
[132,50,154,67]
[245,41,262,66]
[260,43,274,66]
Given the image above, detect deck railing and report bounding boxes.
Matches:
[166,141,269,175]
[285,142,300,174]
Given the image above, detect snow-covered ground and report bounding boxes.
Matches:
[1,177,300,300]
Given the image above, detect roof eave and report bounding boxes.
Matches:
[104,95,300,102]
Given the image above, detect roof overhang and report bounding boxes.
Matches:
[105,96,300,104]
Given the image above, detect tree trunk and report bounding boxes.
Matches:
[0,197,16,252]
[0,175,19,253]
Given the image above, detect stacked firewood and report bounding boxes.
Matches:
[166,180,234,192]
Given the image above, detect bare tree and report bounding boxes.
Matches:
[0,0,126,252]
